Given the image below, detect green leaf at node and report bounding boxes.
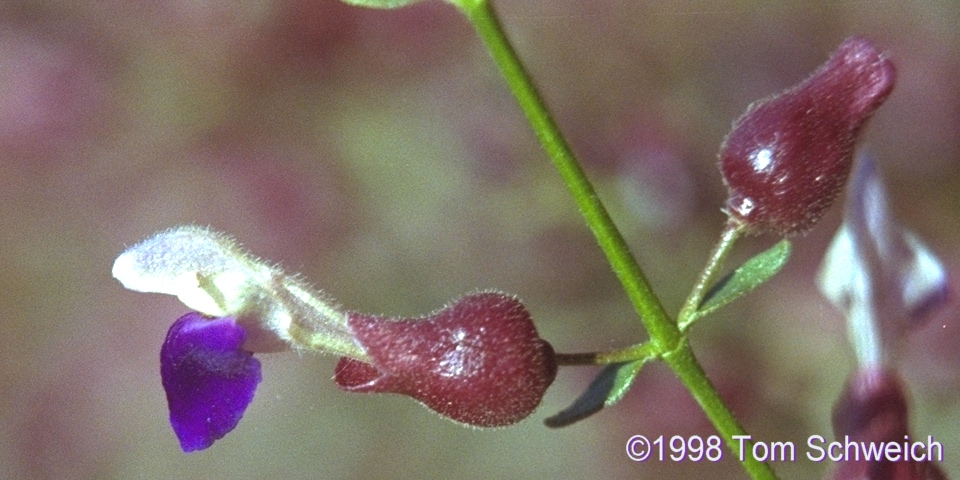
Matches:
[688,239,792,326]
[544,359,646,428]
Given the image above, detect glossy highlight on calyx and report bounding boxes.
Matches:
[720,37,896,235]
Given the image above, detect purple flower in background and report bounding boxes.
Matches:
[160,313,262,452]
[818,157,951,478]
[818,156,949,365]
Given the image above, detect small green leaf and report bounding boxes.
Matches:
[694,239,792,320]
[544,359,646,428]
[603,358,646,406]
[339,0,427,8]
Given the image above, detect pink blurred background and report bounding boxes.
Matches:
[1,1,958,478]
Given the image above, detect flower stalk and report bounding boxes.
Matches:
[678,221,745,330]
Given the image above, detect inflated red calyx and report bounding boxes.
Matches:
[832,367,909,443]
[828,368,947,480]
[720,37,896,235]
[334,292,557,427]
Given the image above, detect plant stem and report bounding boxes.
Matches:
[553,353,604,366]
[664,341,777,480]
[456,2,778,479]
[678,221,744,330]
[555,341,657,366]
[457,0,677,352]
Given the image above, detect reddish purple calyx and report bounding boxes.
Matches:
[720,37,896,235]
[832,367,909,443]
[334,292,557,428]
[828,368,947,480]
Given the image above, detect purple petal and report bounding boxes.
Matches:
[160,312,262,452]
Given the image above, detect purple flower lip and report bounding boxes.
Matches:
[160,312,262,452]
[335,292,557,427]
[819,157,950,480]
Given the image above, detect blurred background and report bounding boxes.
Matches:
[1,1,958,478]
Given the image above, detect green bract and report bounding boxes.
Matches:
[685,239,792,328]
[544,359,647,428]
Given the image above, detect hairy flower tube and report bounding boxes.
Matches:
[113,226,557,450]
[720,37,896,235]
[818,156,949,366]
[335,292,557,427]
[111,225,363,357]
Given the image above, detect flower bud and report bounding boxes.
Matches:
[335,292,557,427]
[720,37,896,235]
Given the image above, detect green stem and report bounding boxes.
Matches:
[456,2,778,479]
[677,221,744,330]
[664,342,777,480]
[457,0,677,352]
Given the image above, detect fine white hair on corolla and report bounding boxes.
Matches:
[112,225,363,358]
